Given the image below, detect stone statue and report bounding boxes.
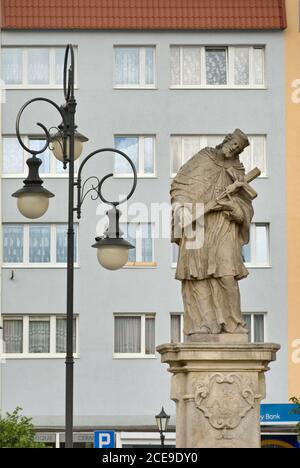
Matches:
[171,129,261,340]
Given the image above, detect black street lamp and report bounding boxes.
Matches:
[155,407,170,447]
[11,44,137,448]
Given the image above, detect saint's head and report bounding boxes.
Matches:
[217,129,250,159]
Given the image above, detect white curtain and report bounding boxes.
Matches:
[145,47,154,85]
[252,136,266,175]
[56,318,76,353]
[55,48,65,85]
[122,223,137,263]
[182,47,201,85]
[206,49,227,85]
[114,317,141,353]
[3,225,24,263]
[171,315,181,344]
[3,138,24,174]
[145,318,155,355]
[28,48,49,85]
[254,315,264,342]
[144,137,154,174]
[234,47,250,85]
[115,48,139,85]
[254,48,264,85]
[2,48,22,84]
[142,224,152,263]
[29,225,51,263]
[3,320,23,353]
[29,320,50,353]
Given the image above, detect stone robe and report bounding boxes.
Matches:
[171,148,254,335]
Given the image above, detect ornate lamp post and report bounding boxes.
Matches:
[11,45,137,448]
[155,407,170,447]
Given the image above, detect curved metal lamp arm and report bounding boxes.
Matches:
[76,148,137,219]
[16,97,67,157]
[15,44,75,160]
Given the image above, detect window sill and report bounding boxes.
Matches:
[123,262,157,269]
[4,85,79,90]
[113,354,157,360]
[3,354,80,360]
[2,174,75,179]
[245,264,272,269]
[113,174,157,179]
[3,264,80,269]
[169,86,267,90]
[114,86,157,90]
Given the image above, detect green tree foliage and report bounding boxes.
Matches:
[290,397,300,441]
[0,407,45,448]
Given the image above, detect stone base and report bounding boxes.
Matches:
[157,343,280,449]
[186,333,249,344]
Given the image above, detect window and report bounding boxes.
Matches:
[170,46,265,88]
[3,224,78,267]
[121,223,155,266]
[1,47,76,87]
[243,224,270,267]
[114,47,155,88]
[2,316,78,357]
[170,135,267,177]
[114,135,155,177]
[2,136,72,177]
[114,314,156,357]
[243,313,266,343]
[170,314,184,343]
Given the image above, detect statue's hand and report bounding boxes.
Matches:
[217,200,244,224]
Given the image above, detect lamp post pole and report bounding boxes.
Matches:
[12,45,137,449]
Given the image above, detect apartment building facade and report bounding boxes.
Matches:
[0,0,291,447]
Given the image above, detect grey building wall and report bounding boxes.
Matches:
[1,29,287,429]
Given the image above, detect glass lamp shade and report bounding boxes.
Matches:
[155,408,170,433]
[92,238,134,271]
[17,192,50,219]
[52,132,88,162]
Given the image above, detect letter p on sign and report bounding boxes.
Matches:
[94,431,115,448]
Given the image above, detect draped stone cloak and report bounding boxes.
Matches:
[171,148,254,282]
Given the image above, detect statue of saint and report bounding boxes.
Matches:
[171,129,260,339]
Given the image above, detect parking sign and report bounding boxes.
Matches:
[94,431,115,449]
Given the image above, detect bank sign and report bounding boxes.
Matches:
[260,404,299,424]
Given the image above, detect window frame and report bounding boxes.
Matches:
[2,223,79,269]
[170,45,266,90]
[114,46,156,89]
[242,312,267,343]
[2,315,79,359]
[170,134,268,178]
[2,46,78,89]
[121,222,157,268]
[113,135,156,178]
[2,135,79,178]
[113,313,156,359]
[244,223,271,268]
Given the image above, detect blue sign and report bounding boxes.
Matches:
[94,431,115,449]
[261,404,299,424]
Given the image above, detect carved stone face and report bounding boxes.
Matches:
[221,136,243,159]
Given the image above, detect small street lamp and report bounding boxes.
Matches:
[155,407,170,447]
[11,44,137,448]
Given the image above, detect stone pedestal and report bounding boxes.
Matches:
[157,343,280,449]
